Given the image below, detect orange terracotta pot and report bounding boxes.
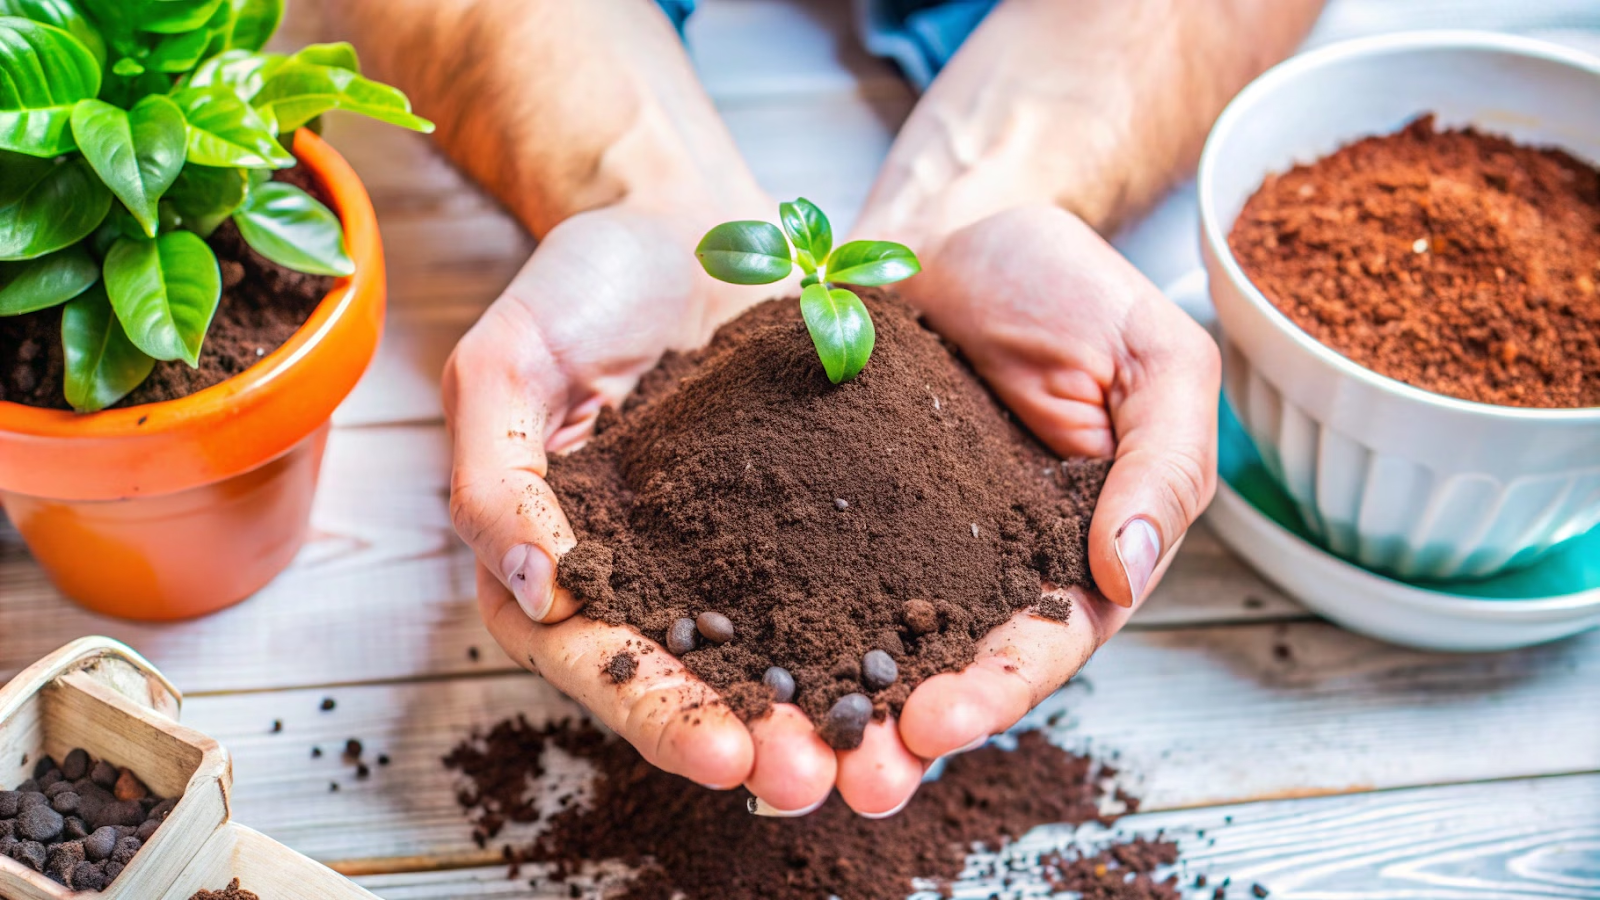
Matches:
[0,131,386,620]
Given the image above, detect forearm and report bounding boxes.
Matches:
[332,0,767,238]
[858,0,1323,245]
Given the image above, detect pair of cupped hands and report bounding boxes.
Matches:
[444,197,1218,818]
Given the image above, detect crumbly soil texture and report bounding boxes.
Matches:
[446,716,1197,900]
[0,166,336,410]
[1230,114,1600,409]
[188,878,260,900]
[1,748,176,891]
[548,290,1109,724]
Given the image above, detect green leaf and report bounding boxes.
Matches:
[290,41,357,72]
[0,244,98,314]
[186,48,283,100]
[0,158,111,260]
[779,197,831,268]
[225,0,278,50]
[253,60,433,133]
[174,85,294,167]
[197,0,231,58]
[799,283,875,384]
[825,240,921,286]
[695,221,792,285]
[111,55,143,75]
[0,0,105,65]
[0,146,52,207]
[102,230,220,365]
[145,24,210,71]
[70,96,187,237]
[0,17,100,156]
[62,282,155,412]
[232,180,352,276]
[164,163,244,236]
[135,0,225,34]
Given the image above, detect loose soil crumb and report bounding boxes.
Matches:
[0,166,337,410]
[548,291,1108,725]
[603,651,638,685]
[1230,115,1600,408]
[188,878,260,900]
[0,749,176,891]
[444,717,1211,900]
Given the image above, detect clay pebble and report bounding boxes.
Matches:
[762,667,796,704]
[861,649,899,690]
[696,611,735,644]
[821,693,873,749]
[666,618,699,655]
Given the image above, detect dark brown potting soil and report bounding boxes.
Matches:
[1230,115,1600,409]
[0,166,337,410]
[0,748,176,891]
[188,879,260,900]
[445,716,1189,900]
[548,290,1109,729]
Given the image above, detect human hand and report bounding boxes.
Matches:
[844,204,1220,810]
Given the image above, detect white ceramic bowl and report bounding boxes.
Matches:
[1199,31,1600,581]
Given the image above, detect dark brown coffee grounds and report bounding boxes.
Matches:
[603,651,638,685]
[548,290,1108,726]
[1,749,175,891]
[1230,115,1600,408]
[1041,838,1183,900]
[188,878,260,900]
[447,717,1172,900]
[0,166,337,410]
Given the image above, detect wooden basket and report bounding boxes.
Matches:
[0,638,377,900]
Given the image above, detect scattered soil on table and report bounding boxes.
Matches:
[1230,114,1600,409]
[0,748,176,891]
[447,717,1195,900]
[548,290,1109,729]
[0,166,337,410]
[188,879,260,900]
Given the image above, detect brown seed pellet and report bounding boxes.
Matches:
[696,611,735,644]
[666,618,699,655]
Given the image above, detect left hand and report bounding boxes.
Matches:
[824,203,1220,816]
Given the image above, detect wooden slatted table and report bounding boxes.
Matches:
[2,2,1597,897]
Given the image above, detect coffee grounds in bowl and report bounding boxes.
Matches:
[546,290,1108,732]
[188,879,260,900]
[1229,114,1600,408]
[0,749,175,891]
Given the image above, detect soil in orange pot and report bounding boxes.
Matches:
[1229,114,1600,409]
[0,166,335,410]
[547,291,1108,743]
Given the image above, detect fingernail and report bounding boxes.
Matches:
[858,792,915,820]
[1114,517,1161,607]
[500,543,554,620]
[953,733,990,755]
[748,795,828,817]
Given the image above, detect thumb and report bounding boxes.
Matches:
[443,302,582,623]
[1088,310,1220,608]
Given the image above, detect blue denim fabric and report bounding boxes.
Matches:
[655,0,996,90]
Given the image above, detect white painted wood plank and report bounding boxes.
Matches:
[350,774,1600,899]
[171,620,1600,867]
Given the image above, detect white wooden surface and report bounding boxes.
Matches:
[2,1,1598,897]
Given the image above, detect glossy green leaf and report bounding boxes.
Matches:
[0,158,111,260]
[0,17,100,156]
[111,55,142,75]
[135,0,225,34]
[824,240,921,287]
[186,48,283,100]
[62,282,155,411]
[164,163,245,236]
[103,231,220,365]
[290,41,357,72]
[70,96,187,236]
[779,197,831,269]
[198,0,231,58]
[145,25,210,71]
[0,0,105,65]
[174,86,294,167]
[0,146,52,207]
[0,244,98,314]
[253,60,433,133]
[233,180,352,276]
[695,221,792,285]
[799,283,875,384]
[226,0,278,50]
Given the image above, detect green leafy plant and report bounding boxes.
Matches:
[695,198,920,384]
[0,0,434,411]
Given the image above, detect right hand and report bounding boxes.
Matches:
[445,204,916,816]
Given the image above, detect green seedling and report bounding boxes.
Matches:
[695,198,920,383]
[0,0,434,411]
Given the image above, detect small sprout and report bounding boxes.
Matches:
[695,198,920,384]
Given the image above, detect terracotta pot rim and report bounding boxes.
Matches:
[0,130,385,500]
